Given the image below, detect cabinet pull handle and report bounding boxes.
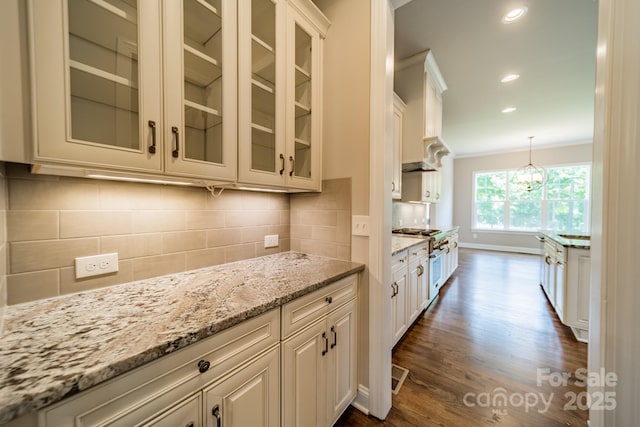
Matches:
[325,296,333,304]
[148,120,157,154]
[391,181,395,191]
[197,359,210,373]
[279,154,285,175]
[212,405,221,427]
[331,326,337,349]
[186,423,195,427]
[425,190,431,197]
[289,156,295,176]
[322,332,328,356]
[417,265,423,276]
[436,193,440,199]
[172,126,180,158]
[391,282,397,297]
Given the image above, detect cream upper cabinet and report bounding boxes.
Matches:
[163,0,237,180]
[238,0,329,191]
[392,93,406,199]
[29,0,237,181]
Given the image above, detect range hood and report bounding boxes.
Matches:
[395,49,452,173]
[402,136,450,172]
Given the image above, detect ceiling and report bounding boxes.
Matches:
[394,0,598,157]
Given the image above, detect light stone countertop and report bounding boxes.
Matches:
[0,252,364,424]
[392,235,427,255]
[540,231,591,249]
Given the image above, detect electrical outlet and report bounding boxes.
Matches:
[264,234,279,248]
[75,253,119,279]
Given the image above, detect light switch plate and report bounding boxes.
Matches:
[75,253,119,279]
[352,215,370,236]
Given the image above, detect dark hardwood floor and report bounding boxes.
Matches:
[336,249,589,426]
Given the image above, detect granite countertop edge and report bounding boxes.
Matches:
[540,231,591,249]
[0,252,364,424]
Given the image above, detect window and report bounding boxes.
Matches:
[473,164,591,232]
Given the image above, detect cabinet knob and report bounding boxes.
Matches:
[325,296,333,304]
[198,359,211,373]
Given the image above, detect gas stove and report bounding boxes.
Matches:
[392,228,449,252]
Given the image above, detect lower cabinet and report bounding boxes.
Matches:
[34,273,360,427]
[39,309,280,427]
[203,347,280,427]
[144,346,280,427]
[281,296,358,426]
[391,255,408,346]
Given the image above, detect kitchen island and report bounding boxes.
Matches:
[0,252,364,425]
[538,231,590,342]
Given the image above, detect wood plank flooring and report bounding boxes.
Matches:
[335,249,589,426]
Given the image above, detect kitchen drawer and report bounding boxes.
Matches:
[138,393,202,427]
[39,308,280,427]
[281,274,357,339]
[408,243,429,264]
[392,250,408,272]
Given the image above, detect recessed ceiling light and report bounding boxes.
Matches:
[502,7,528,24]
[501,73,520,83]
[502,107,517,113]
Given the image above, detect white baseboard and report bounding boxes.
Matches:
[459,242,542,255]
[351,384,370,415]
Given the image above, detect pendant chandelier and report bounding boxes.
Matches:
[512,136,546,192]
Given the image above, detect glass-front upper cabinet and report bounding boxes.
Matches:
[237,0,283,187]
[163,0,237,180]
[30,0,163,172]
[287,13,317,189]
[238,0,328,190]
[30,0,236,181]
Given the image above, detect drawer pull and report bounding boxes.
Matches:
[322,332,328,356]
[330,326,337,349]
[198,359,211,373]
[212,404,221,427]
[325,296,333,304]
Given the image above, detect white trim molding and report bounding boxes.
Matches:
[351,385,370,415]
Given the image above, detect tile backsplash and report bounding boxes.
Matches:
[392,201,429,229]
[4,164,290,305]
[290,178,351,260]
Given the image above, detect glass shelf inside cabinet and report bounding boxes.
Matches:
[183,0,223,164]
[249,0,277,173]
[293,24,313,178]
[67,0,139,149]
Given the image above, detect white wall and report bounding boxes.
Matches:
[453,143,592,252]
[313,0,373,402]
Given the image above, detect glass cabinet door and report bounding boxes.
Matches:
[31,0,163,171]
[67,0,140,150]
[238,0,285,187]
[164,0,237,180]
[286,9,322,190]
